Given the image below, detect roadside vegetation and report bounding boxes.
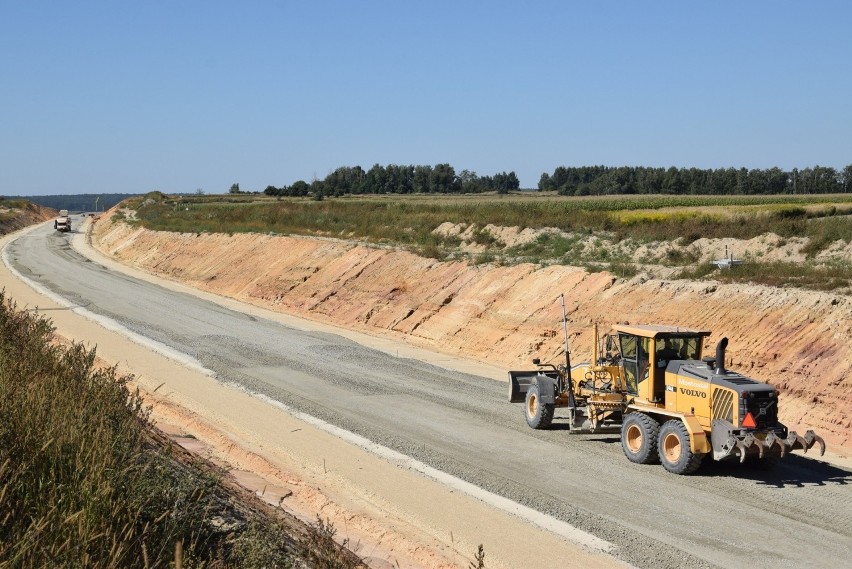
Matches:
[0,199,57,236]
[675,260,852,292]
[0,292,362,568]
[0,198,31,216]
[0,198,43,224]
[121,192,852,293]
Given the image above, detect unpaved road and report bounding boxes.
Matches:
[5,222,852,569]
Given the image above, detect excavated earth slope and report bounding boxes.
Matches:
[0,202,54,235]
[92,214,852,451]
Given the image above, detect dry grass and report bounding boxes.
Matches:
[0,292,362,568]
[122,192,852,292]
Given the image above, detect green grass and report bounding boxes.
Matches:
[1,292,208,566]
[504,232,583,260]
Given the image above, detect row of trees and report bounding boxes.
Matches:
[539,165,852,195]
[260,164,520,197]
[234,163,852,197]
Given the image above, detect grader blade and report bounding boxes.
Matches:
[804,430,826,456]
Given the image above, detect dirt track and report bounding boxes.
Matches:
[3,218,851,569]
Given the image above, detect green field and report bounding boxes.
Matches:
[123,192,852,292]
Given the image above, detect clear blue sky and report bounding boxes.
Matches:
[2,1,850,194]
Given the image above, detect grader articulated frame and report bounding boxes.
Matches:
[508,296,825,474]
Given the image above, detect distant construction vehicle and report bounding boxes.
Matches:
[54,210,71,232]
[509,296,825,474]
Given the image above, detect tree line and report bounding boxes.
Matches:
[539,165,852,195]
[21,194,137,212]
[259,164,520,198]
[236,163,852,197]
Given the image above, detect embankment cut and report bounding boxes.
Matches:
[91,214,852,450]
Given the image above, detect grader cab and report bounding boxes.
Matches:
[509,321,825,474]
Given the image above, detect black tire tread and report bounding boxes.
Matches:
[621,413,660,465]
[658,420,704,475]
[524,384,554,429]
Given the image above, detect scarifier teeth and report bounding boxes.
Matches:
[735,439,749,463]
[776,434,790,458]
[794,432,809,453]
[804,430,826,456]
[745,433,765,459]
[784,431,804,455]
[763,432,778,456]
[739,432,761,459]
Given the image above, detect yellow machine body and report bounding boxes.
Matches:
[509,322,825,474]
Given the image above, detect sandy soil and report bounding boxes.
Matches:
[435,220,852,266]
[92,214,852,452]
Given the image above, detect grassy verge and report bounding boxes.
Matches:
[0,200,52,232]
[128,193,852,246]
[0,291,362,568]
[675,260,852,291]
[120,192,852,292]
[0,198,32,212]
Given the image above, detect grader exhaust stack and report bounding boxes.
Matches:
[715,337,728,374]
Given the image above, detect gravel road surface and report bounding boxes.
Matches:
[6,223,852,569]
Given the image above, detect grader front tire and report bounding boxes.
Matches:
[658,420,704,475]
[621,413,660,464]
[524,384,554,429]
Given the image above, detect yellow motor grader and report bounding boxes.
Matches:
[508,299,825,474]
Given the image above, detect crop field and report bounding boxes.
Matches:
[124,192,852,292]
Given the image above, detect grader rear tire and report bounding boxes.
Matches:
[658,420,704,475]
[621,413,660,464]
[524,384,554,429]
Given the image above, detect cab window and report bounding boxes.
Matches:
[678,336,701,360]
[619,333,649,396]
[655,335,702,363]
